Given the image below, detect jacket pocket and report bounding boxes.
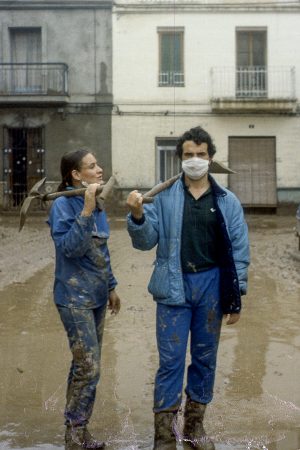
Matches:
[148,259,170,299]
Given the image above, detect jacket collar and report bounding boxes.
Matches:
[208,173,227,197]
[180,172,227,197]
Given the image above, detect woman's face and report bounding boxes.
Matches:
[72,153,103,186]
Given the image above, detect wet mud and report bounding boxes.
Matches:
[0,213,299,450]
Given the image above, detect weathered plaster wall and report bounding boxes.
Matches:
[0,7,112,102]
[0,2,113,208]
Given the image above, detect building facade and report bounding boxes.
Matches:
[112,0,300,207]
[0,0,113,209]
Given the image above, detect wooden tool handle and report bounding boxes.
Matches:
[143,173,181,198]
[43,183,104,201]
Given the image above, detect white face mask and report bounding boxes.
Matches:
[182,157,209,180]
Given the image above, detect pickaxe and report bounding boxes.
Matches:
[19,160,235,231]
[19,176,117,232]
[18,173,181,232]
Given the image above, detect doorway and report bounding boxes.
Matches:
[3,127,45,208]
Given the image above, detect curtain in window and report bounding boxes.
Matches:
[10,28,42,93]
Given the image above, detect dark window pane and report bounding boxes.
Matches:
[161,33,182,72]
[159,31,184,86]
[253,32,266,66]
[237,30,266,67]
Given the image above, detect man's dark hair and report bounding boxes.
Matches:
[176,126,216,160]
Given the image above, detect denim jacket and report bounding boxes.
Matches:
[127,175,249,314]
[48,194,117,309]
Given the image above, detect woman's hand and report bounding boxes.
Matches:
[81,183,99,217]
[108,289,121,315]
[126,190,144,220]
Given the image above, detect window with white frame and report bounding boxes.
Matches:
[158,28,184,87]
[156,139,181,182]
[236,28,267,97]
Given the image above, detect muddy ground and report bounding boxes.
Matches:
[0,212,299,450]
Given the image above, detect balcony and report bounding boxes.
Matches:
[0,63,69,104]
[210,66,297,113]
[159,71,184,87]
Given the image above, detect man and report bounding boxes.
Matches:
[126,126,249,450]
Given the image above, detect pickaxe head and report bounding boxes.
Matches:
[19,177,47,232]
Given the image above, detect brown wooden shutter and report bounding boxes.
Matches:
[229,137,277,207]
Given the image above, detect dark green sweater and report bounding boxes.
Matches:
[181,181,221,273]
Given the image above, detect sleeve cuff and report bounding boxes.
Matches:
[130,213,145,225]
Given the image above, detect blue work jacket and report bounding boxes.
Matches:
[127,175,249,314]
[48,194,117,309]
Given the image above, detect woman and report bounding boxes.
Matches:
[48,149,120,449]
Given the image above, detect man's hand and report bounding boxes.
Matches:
[108,289,121,315]
[224,313,240,325]
[126,190,144,220]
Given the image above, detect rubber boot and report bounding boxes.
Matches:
[182,398,215,450]
[65,425,105,449]
[153,411,177,450]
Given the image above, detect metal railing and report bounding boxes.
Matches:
[236,66,267,97]
[211,66,296,99]
[159,71,184,86]
[0,63,68,96]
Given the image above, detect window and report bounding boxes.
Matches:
[9,27,42,93]
[236,29,267,97]
[156,139,181,182]
[158,28,184,87]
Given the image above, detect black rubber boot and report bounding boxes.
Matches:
[182,398,215,450]
[153,411,177,450]
[65,425,105,449]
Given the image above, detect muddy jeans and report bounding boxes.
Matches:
[57,304,107,426]
[154,267,223,412]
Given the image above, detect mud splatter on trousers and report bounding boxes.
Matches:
[154,267,223,412]
[57,304,107,426]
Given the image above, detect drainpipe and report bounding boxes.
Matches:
[94,8,97,101]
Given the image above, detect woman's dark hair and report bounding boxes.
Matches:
[57,149,91,191]
[176,126,216,160]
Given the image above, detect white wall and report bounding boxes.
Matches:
[113,11,300,105]
[112,114,300,191]
[112,4,300,200]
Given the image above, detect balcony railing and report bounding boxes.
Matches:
[236,66,267,97]
[0,63,68,96]
[211,66,296,100]
[159,71,184,86]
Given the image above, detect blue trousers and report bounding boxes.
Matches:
[154,267,223,412]
[57,305,107,426]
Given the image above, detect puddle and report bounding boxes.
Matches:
[0,215,299,449]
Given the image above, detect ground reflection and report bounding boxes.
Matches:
[0,215,299,449]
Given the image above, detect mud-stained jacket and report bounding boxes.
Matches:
[48,194,117,309]
[127,175,249,314]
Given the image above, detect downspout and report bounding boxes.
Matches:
[94,8,97,101]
